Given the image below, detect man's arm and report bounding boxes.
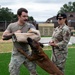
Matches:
[2,30,13,40]
[2,29,22,40]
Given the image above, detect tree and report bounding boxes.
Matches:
[58,1,75,13]
[0,7,14,21]
[28,16,34,21]
[28,16,39,30]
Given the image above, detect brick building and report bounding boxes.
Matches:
[46,12,75,30]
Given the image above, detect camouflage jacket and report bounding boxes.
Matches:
[52,24,71,51]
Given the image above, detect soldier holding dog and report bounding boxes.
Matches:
[2,8,40,75]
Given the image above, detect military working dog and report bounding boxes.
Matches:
[17,38,64,75]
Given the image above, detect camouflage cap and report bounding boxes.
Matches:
[56,13,67,19]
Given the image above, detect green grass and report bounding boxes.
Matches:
[0,42,13,53]
[0,48,75,75]
[0,32,3,39]
[65,48,75,75]
[0,42,52,53]
[0,41,74,53]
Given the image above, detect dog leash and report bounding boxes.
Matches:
[52,46,57,62]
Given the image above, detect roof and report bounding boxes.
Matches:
[46,12,75,22]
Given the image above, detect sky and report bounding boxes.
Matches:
[0,0,75,22]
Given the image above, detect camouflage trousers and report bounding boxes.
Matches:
[9,51,38,75]
[51,50,68,73]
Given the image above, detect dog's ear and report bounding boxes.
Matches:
[39,43,44,48]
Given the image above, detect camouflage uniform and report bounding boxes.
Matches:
[6,22,38,75]
[51,24,71,73]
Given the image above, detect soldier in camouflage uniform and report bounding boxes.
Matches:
[49,13,71,75]
[2,8,39,75]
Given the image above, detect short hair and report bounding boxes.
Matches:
[17,8,28,16]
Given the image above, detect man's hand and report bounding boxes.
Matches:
[2,33,13,40]
[2,30,21,40]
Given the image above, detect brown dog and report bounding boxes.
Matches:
[17,38,64,75]
[3,34,64,75]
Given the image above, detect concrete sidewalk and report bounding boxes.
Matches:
[39,36,75,46]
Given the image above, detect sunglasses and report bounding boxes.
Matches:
[57,18,64,20]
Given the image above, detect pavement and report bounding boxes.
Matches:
[39,36,75,46]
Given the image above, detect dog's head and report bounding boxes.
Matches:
[27,37,44,53]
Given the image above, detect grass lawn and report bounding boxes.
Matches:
[65,48,75,75]
[0,32,75,75]
[0,32,3,39]
[0,42,13,53]
[0,48,75,75]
